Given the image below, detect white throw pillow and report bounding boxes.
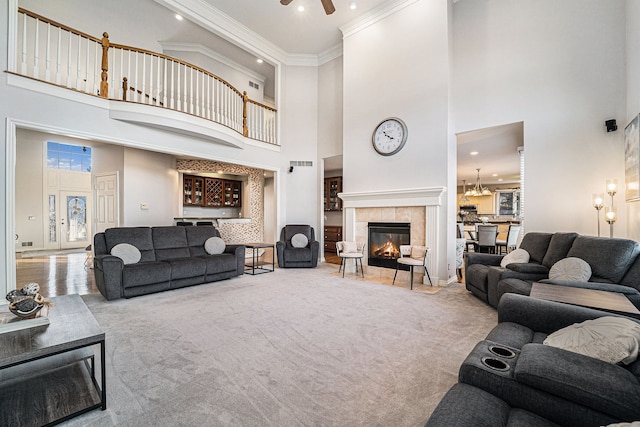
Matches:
[544,316,640,365]
[291,233,308,248]
[342,241,358,253]
[111,243,141,265]
[500,248,530,268]
[549,257,592,282]
[204,236,226,254]
[410,246,427,259]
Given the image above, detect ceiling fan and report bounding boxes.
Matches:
[280,0,336,15]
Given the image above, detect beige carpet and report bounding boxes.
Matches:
[68,263,496,427]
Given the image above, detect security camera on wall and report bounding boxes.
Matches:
[605,119,618,132]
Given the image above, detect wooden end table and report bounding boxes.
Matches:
[530,282,640,315]
[0,294,106,426]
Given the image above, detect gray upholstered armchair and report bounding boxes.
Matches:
[276,225,320,268]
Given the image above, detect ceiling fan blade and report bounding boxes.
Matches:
[280,0,293,5]
[321,0,335,15]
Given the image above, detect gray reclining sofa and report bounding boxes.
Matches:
[427,294,640,426]
[93,226,245,300]
[465,232,640,309]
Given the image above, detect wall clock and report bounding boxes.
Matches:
[372,117,408,156]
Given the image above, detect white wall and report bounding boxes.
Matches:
[279,65,320,231]
[318,56,343,160]
[626,0,640,242]
[122,148,178,226]
[342,0,452,280]
[15,129,44,250]
[453,0,627,236]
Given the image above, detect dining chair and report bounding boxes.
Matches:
[475,224,498,254]
[336,241,365,278]
[392,245,432,290]
[496,224,522,254]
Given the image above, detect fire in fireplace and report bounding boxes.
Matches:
[368,222,410,269]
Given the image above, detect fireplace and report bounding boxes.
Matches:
[368,222,410,269]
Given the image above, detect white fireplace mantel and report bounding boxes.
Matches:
[339,186,447,286]
[339,187,445,208]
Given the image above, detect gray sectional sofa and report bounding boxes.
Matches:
[427,294,640,426]
[93,226,245,300]
[465,232,640,309]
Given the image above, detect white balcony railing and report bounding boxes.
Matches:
[13,8,278,146]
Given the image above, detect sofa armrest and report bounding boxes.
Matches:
[93,254,124,300]
[465,252,503,268]
[276,241,285,267]
[506,263,549,275]
[310,240,320,266]
[225,244,246,275]
[515,343,640,420]
[496,293,632,333]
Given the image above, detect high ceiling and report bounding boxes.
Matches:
[457,122,523,186]
[200,0,391,55]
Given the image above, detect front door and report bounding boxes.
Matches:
[59,191,92,249]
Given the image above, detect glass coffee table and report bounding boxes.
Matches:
[244,243,275,275]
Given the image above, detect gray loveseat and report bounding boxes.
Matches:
[93,226,245,300]
[427,294,640,426]
[465,232,640,308]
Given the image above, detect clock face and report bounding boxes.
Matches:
[372,118,407,156]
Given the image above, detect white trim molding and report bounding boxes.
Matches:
[340,0,421,40]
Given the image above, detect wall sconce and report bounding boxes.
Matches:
[592,193,604,237]
[605,206,617,238]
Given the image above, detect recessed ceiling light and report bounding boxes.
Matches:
[492,173,498,177]
[498,178,503,182]
[256,58,264,64]
[297,5,305,12]
[470,151,478,155]
[350,1,357,10]
[175,14,183,21]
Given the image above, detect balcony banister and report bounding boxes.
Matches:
[13,7,278,146]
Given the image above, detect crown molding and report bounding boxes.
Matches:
[158,41,266,83]
[318,44,344,66]
[155,0,288,65]
[340,0,421,40]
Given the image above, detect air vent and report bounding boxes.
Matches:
[289,161,313,167]
[21,242,33,246]
[249,81,260,90]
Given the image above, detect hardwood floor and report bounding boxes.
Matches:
[16,252,98,298]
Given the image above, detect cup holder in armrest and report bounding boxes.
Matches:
[481,357,510,371]
[488,345,516,359]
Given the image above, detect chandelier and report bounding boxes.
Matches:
[465,168,492,197]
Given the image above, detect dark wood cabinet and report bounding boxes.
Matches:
[183,175,204,206]
[324,226,342,254]
[324,176,342,211]
[184,175,242,208]
[223,180,242,207]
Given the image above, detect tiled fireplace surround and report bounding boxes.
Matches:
[340,187,446,286]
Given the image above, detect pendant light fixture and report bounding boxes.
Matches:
[465,168,492,197]
[460,180,471,202]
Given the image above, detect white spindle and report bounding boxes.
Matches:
[134,52,139,102]
[45,23,51,81]
[158,58,168,108]
[207,75,211,120]
[183,64,188,112]
[142,53,147,104]
[189,67,193,114]
[76,34,82,90]
[156,55,161,106]
[148,54,154,105]
[55,27,61,84]
[171,60,175,109]
[66,30,72,87]
[195,68,199,116]
[177,62,181,111]
[33,18,40,78]
[85,37,90,92]
[21,13,27,74]
[127,49,131,100]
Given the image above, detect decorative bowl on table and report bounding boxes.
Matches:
[6,283,47,319]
